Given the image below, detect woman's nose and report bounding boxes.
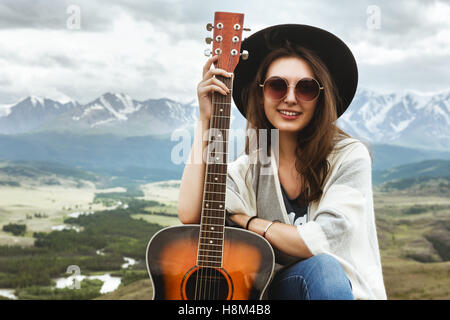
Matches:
[283,85,297,104]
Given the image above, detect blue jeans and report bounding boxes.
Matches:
[267,254,354,300]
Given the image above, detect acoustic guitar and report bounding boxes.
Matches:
[146,11,275,300]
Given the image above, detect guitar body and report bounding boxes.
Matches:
[146,225,274,300]
[146,12,274,300]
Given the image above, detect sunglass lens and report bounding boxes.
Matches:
[296,78,320,101]
[265,78,287,100]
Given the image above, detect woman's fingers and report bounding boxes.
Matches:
[202,54,232,79]
[203,68,232,82]
[202,55,219,77]
[200,76,230,94]
[198,84,229,97]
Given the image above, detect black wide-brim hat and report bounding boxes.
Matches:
[232,24,358,119]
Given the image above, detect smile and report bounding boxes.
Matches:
[278,110,302,116]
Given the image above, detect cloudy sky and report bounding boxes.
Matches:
[0,0,449,106]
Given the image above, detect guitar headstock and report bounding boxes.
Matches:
[205,12,248,73]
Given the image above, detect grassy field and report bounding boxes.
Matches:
[0,183,126,247]
[382,256,450,300]
[1,175,449,300]
[139,180,180,205]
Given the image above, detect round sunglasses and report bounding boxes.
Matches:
[259,76,324,102]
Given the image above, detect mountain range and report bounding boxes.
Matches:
[0,93,197,137]
[337,88,450,151]
[0,88,449,151]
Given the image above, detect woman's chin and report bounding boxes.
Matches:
[274,121,307,133]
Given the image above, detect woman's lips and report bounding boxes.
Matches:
[278,109,302,120]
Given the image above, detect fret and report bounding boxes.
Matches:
[197,261,222,267]
[200,234,223,240]
[206,172,227,176]
[206,169,228,175]
[200,222,225,228]
[201,214,226,221]
[206,157,227,165]
[202,207,225,212]
[199,243,223,248]
[203,190,226,197]
[202,193,225,203]
[207,151,228,155]
[202,199,227,203]
[212,101,231,105]
[207,127,230,132]
[205,175,226,184]
[203,208,225,219]
[209,122,230,130]
[201,221,225,226]
[207,163,227,168]
[201,217,225,225]
[203,208,225,214]
[200,231,224,236]
[198,254,222,259]
[198,257,222,263]
[198,247,223,253]
[207,137,229,145]
[203,190,226,195]
[204,180,227,185]
[197,258,222,263]
[205,172,227,178]
[199,237,223,245]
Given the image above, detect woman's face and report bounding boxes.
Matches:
[263,56,318,134]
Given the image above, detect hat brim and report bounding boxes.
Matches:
[232,24,358,118]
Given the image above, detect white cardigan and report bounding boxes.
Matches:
[225,137,387,300]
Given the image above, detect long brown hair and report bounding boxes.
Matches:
[243,41,357,205]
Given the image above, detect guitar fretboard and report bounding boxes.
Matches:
[197,75,232,268]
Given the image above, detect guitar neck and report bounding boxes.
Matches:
[197,75,232,267]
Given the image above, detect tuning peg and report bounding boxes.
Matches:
[205,37,213,44]
[206,23,214,31]
[240,50,249,60]
[204,48,212,57]
[243,27,251,31]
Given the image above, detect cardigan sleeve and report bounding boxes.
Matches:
[297,142,373,255]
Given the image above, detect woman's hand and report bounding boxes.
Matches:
[197,55,232,121]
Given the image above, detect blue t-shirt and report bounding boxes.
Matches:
[280,184,308,226]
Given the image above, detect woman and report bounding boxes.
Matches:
[178,24,387,300]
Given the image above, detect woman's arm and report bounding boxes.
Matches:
[229,214,313,259]
[178,55,231,224]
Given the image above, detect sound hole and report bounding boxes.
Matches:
[184,267,230,300]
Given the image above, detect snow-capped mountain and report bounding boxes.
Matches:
[0,96,80,134]
[337,88,450,151]
[0,93,198,136]
[0,89,448,151]
[36,92,198,136]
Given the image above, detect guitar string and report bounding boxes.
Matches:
[218,74,230,300]
[219,53,233,299]
[215,73,231,299]
[197,55,233,299]
[195,73,216,299]
[215,74,226,300]
[205,75,228,300]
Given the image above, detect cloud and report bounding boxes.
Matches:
[0,0,448,104]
